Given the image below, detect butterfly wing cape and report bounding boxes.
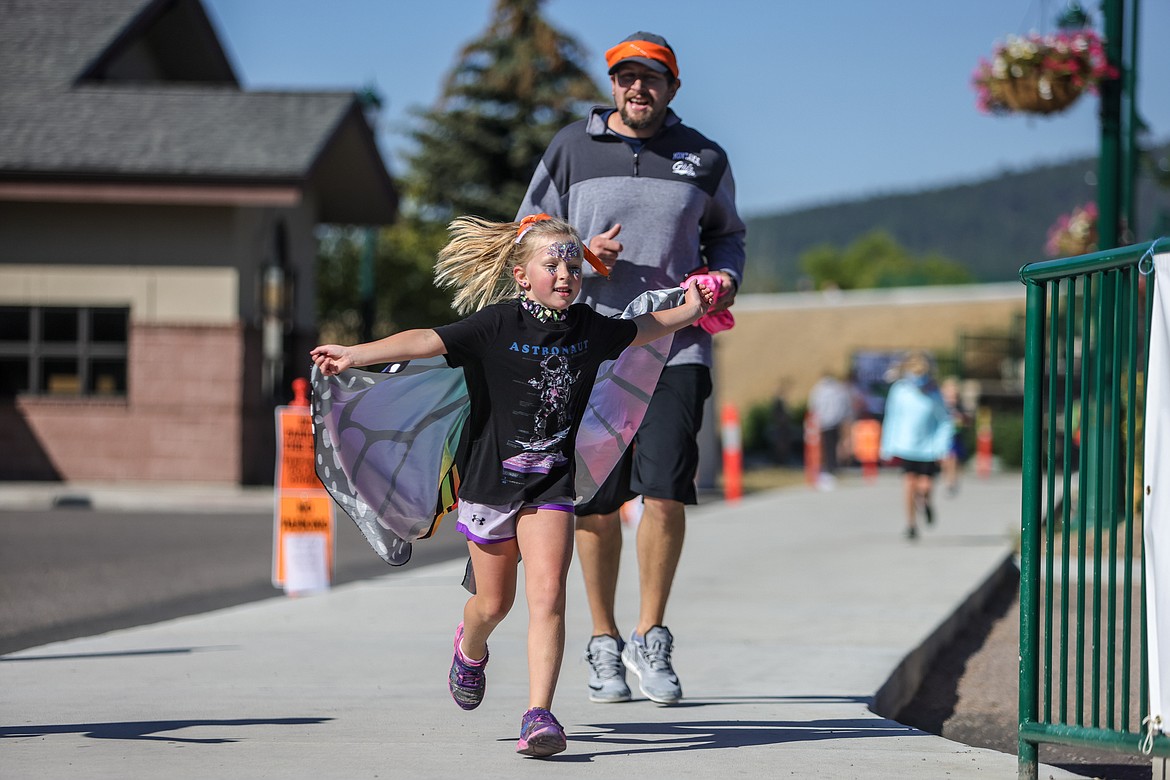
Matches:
[311,357,468,566]
[311,287,686,567]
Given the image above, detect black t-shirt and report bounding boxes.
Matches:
[435,299,638,505]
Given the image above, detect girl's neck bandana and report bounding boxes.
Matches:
[519,294,566,323]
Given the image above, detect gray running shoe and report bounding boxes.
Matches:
[584,635,631,703]
[622,626,682,704]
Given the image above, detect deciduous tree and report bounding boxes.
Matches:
[800,230,973,290]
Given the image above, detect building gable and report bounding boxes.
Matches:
[78,0,238,85]
[0,0,396,224]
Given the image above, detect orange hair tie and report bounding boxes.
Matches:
[515,214,610,278]
[515,213,552,241]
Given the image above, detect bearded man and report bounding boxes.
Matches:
[517,31,747,706]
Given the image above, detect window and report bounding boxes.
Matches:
[0,306,129,397]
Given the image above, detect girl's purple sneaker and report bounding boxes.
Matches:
[516,707,566,757]
[448,622,487,710]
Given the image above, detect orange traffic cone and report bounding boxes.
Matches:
[976,407,993,478]
[852,418,881,482]
[804,412,821,487]
[721,402,742,502]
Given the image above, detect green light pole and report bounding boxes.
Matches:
[1121,0,1141,240]
[1097,0,1123,250]
[1080,0,1137,637]
[1097,0,1140,249]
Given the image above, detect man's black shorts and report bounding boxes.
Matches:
[577,364,713,516]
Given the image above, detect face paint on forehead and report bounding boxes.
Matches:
[545,241,581,262]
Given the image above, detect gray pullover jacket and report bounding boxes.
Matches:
[517,106,746,368]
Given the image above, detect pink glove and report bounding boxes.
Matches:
[683,273,735,334]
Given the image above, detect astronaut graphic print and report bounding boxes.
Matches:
[434,299,637,506]
[504,352,581,475]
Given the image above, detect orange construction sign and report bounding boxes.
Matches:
[272,494,334,586]
[277,408,320,491]
[272,403,334,592]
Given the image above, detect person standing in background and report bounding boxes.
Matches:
[516,31,746,705]
[808,371,853,490]
[939,376,971,496]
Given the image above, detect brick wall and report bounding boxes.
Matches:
[12,323,244,482]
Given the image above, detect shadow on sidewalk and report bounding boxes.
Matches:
[0,717,333,743]
[532,714,922,762]
[1,646,236,663]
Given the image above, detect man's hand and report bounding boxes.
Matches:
[685,276,716,314]
[588,224,623,270]
[708,270,738,313]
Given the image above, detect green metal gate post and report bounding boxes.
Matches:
[1019,277,1047,779]
[1018,239,1167,779]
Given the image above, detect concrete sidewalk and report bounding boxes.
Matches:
[0,472,1080,778]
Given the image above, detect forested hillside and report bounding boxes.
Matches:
[744,143,1170,292]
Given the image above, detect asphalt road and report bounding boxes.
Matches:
[0,506,468,655]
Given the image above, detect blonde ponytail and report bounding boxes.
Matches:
[434,215,582,315]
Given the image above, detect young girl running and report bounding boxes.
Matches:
[310,214,712,757]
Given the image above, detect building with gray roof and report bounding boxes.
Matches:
[0,0,398,483]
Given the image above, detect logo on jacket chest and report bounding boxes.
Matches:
[671,151,702,178]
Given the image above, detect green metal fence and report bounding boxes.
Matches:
[1018,238,1166,779]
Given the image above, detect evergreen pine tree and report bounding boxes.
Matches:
[404,0,603,221]
[317,1,604,337]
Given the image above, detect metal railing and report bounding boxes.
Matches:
[1018,239,1166,779]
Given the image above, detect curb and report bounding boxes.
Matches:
[0,482,275,513]
[871,551,1020,720]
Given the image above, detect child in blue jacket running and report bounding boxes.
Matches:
[880,351,954,539]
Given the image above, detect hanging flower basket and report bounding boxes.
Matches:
[972,30,1117,116]
[987,71,1083,114]
[1045,202,1098,257]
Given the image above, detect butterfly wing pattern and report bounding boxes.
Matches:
[574,286,684,504]
[311,357,469,566]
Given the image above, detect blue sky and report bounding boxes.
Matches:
[203,0,1169,218]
